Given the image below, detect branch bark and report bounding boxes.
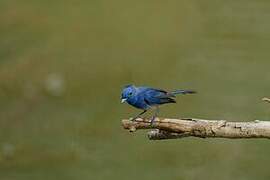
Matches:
[122,118,270,140]
[262,97,270,103]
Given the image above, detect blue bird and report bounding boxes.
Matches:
[121,85,196,124]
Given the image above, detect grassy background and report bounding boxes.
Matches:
[1,0,270,179]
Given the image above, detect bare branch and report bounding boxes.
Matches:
[262,97,270,103]
[122,118,270,140]
[147,129,190,140]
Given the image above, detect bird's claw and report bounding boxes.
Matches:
[150,116,156,126]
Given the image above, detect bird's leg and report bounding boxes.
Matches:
[150,106,159,125]
[131,110,147,121]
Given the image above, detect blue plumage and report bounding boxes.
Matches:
[121,85,196,123]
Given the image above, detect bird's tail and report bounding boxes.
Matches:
[170,90,196,95]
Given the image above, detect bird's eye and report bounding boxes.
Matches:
[128,92,132,96]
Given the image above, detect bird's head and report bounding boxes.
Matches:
[121,85,136,103]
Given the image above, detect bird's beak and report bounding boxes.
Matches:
[121,98,127,103]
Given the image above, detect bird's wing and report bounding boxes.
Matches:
[148,88,176,98]
[142,88,176,105]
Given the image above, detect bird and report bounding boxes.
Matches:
[121,84,196,124]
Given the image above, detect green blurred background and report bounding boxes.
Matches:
[1,0,270,179]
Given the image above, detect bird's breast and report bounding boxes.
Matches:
[127,96,149,110]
